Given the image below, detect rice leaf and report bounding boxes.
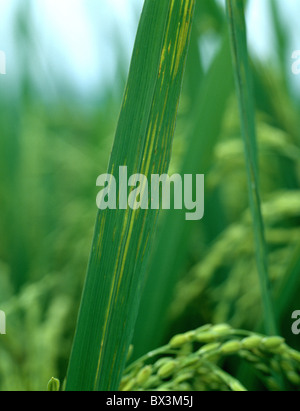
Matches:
[225,0,277,335]
[132,34,234,359]
[66,0,196,391]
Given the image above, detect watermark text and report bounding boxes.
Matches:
[292,50,300,75]
[292,311,300,335]
[0,310,6,335]
[96,166,204,221]
[0,50,6,75]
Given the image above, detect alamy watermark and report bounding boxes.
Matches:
[96,166,204,221]
[0,50,6,75]
[292,311,300,335]
[292,50,300,75]
[0,311,6,335]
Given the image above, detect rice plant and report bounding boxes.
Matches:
[66,0,196,391]
[0,0,300,392]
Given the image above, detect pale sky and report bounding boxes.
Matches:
[0,0,299,98]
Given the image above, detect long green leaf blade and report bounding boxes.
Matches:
[66,0,195,391]
[132,34,234,359]
[226,0,277,335]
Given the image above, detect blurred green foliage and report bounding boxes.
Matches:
[0,0,299,391]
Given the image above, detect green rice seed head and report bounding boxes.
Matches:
[211,324,232,336]
[198,342,221,355]
[255,363,272,375]
[177,382,193,391]
[280,360,294,373]
[174,372,194,384]
[169,331,196,348]
[196,324,212,333]
[154,357,173,370]
[169,334,189,348]
[241,336,262,349]
[156,385,171,391]
[289,349,300,363]
[122,379,136,392]
[136,366,153,385]
[269,359,281,373]
[158,360,178,379]
[220,340,242,355]
[47,377,60,392]
[178,342,193,356]
[266,378,282,391]
[261,337,285,350]
[195,331,217,343]
[287,371,300,385]
[181,355,199,367]
[240,351,260,363]
[119,375,131,390]
[195,324,231,343]
[143,375,161,390]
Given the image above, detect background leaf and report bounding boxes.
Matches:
[226,0,277,336]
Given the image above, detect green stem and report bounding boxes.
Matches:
[226,0,277,336]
